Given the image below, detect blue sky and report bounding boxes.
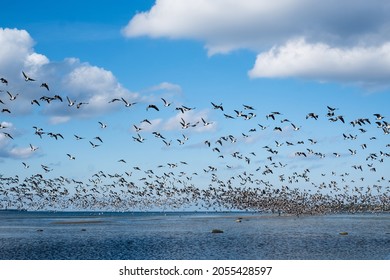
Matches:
[0,1,389,210]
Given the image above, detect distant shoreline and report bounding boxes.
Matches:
[0,208,389,216]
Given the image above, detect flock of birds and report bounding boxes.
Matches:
[0,71,389,215]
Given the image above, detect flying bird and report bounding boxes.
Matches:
[66,96,76,106]
[67,154,76,160]
[243,104,255,110]
[89,141,100,148]
[147,104,159,111]
[3,132,13,139]
[0,77,8,85]
[74,135,84,140]
[40,83,49,91]
[121,98,137,107]
[7,91,18,101]
[306,113,319,120]
[211,102,224,111]
[22,71,35,81]
[98,122,107,129]
[76,102,89,109]
[30,144,38,151]
[373,113,384,120]
[161,98,172,107]
[31,99,40,106]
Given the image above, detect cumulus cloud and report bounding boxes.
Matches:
[0,27,137,120]
[163,109,217,132]
[122,0,390,87]
[248,38,390,87]
[146,82,182,93]
[8,146,34,159]
[0,134,36,160]
[136,118,163,132]
[123,0,390,51]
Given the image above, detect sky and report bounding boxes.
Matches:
[0,0,389,210]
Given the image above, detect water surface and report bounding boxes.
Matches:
[0,211,389,260]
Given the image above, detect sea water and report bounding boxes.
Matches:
[0,211,389,260]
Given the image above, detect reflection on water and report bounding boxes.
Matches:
[0,211,389,260]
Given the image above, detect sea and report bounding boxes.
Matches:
[0,210,389,260]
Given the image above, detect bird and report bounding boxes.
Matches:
[47,132,64,140]
[141,119,152,125]
[161,98,172,107]
[201,118,213,126]
[54,95,63,102]
[273,127,282,132]
[243,104,255,110]
[31,99,40,106]
[306,113,319,120]
[22,71,35,81]
[211,102,224,111]
[66,96,76,106]
[2,132,13,139]
[152,131,165,139]
[162,139,172,146]
[89,141,100,148]
[108,98,121,103]
[98,122,107,129]
[133,133,145,143]
[121,98,136,107]
[40,83,49,91]
[7,91,18,101]
[147,104,159,111]
[180,118,190,129]
[76,102,89,109]
[291,123,301,131]
[41,164,52,172]
[373,113,384,120]
[0,77,8,85]
[30,144,38,152]
[67,154,76,160]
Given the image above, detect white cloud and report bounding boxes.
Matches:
[122,0,306,54]
[122,0,390,87]
[137,118,163,132]
[0,122,13,129]
[8,146,34,159]
[0,124,36,159]
[146,82,182,93]
[123,0,390,52]
[0,27,138,120]
[49,116,71,125]
[248,38,390,87]
[0,28,38,71]
[163,109,217,132]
